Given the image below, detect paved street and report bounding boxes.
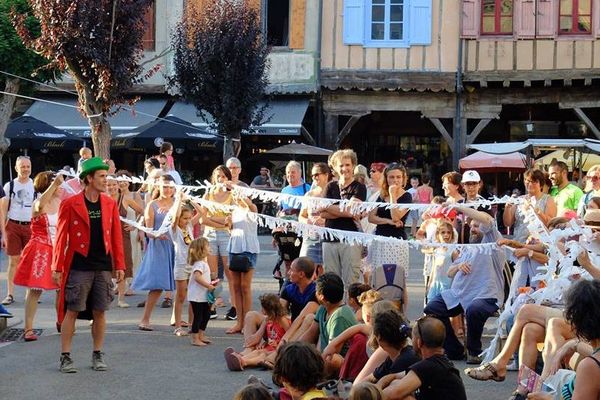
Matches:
[0,236,515,399]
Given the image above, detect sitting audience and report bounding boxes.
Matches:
[379,316,467,400]
[299,272,358,377]
[350,382,384,400]
[233,384,272,400]
[272,342,326,400]
[363,308,420,383]
[224,294,290,371]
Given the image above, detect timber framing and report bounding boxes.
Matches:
[463,70,600,88]
[321,70,456,93]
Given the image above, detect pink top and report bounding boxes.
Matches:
[167,155,175,170]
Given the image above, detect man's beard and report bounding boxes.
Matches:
[469,231,483,244]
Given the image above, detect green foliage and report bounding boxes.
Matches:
[14,0,154,113]
[170,0,269,140]
[0,0,51,86]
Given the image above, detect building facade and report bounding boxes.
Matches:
[319,0,600,179]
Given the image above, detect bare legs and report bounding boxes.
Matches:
[474,304,549,377]
[174,280,189,329]
[139,289,162,327]
[60,309,106,353]
[5,255,20,298]
[228,269,254,333]
[24,289,42,332]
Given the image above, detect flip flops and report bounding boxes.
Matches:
[23,329,38,342]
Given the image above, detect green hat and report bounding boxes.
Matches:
[79,157,109,179]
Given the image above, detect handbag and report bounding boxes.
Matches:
[229,254,252,272]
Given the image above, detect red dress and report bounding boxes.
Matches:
[14,213,59,290]
[264,318,290,351]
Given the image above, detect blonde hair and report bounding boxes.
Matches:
[187,237,209,265]
[349,382,384,400]
[435,219,456,243]
[358,289,382,306]
[330,149,358,168]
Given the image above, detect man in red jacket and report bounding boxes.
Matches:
[51,157,125,373]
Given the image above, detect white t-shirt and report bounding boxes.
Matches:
[3,179,35,222]
[170,224,194,266]
[187,260,210,302]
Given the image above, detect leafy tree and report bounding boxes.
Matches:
[14,0,156,159]
[0,0,53,177]
[171,0,269,161]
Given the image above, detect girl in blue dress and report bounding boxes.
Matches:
[133,174,176,331]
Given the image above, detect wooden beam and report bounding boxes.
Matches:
[335,114,368,148]
[573,108,600,140]
[466,118,492,145]
[428,118,454,149]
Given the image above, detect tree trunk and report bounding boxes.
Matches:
[222,135,241,163]
[90,117,112,160]
[0,78,20,185]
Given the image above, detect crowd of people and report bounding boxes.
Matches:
[1,143,600,400]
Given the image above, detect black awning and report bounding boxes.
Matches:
[168,98,310,136]
[6,115,83,150]
[111,115,222,152]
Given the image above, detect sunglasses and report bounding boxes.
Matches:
[590,176,600,181]
[312,172,322,178]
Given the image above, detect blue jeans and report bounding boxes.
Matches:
[424,294,499,358]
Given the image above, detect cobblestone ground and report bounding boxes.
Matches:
[0,236,515,399]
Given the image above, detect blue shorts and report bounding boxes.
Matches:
[228,252,257,269]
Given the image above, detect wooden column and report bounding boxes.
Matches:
[323,113,339,150]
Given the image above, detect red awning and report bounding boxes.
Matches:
[459,151,527,172]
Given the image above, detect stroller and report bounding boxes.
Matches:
[272,230,303,290]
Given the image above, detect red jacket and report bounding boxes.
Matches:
[52,191,125,325]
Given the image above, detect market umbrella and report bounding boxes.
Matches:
[535,149,600,172]
[262,141,333,162]
[111,115,222,152]
[5,115,83,151]
[459,151,528,172]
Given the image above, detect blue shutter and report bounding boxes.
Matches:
[409,0,432,45]
[343,0,365,45]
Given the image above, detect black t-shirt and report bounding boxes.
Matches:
[373,345,421,380]
[280,281,317,321]
[409,354,466,400]
[324,180,367,237]
[71,197,112,271]
[374,192,413,239]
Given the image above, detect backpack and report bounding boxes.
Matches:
[369,263,406,303]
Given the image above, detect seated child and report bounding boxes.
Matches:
[224,293,290,371]
[273,342,326,400]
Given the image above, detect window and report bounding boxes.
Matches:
[265,0,290,46]
[142,1,155,51]
[368,0,405,42]
[559,0,592,34]
[481,0,513,35]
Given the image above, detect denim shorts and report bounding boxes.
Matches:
[204,229,231,257]
[228,252,257,268]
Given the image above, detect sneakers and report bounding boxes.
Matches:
[0,304,13,318]
[92,351,108,371]
[226,307,237,321]
[60,353,78,373]
[161,298,172,308]
[117,301,130,308]
[1,294,14,305]
[209,308,218,320]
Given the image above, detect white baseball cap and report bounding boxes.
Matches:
[461,170,481,183]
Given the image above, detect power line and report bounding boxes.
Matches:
[0,70,227,139]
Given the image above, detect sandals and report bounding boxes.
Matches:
[225,352,244,371]
[1,294,14,305]
[465,362,506,382]
[174,327,189,336]
[23,329,38,342]
[138,324,153,332]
